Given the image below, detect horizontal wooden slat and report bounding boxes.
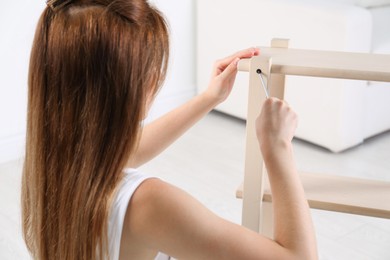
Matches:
[236,173,390,219]
[238,48,390,82]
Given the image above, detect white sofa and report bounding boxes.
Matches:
[196,0,390,152]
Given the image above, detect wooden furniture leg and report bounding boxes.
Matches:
[240,39,289,234]
[261,201,274,239]
[259,39,290,238]
[240,55,271,233]
[261,39,290,238]
[269,38,289,99]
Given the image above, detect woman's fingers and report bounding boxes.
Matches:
[205,47,261,105]
[218,57,240,80]
[256,97,298,147]
[214,47,260,76]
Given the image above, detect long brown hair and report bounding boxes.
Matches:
[21,0,169,259]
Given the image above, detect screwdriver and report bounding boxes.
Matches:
[256,69,269,99]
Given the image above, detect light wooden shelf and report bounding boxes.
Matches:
[236,173,390,219]
[238,47,390,82]
[238,39,390,233]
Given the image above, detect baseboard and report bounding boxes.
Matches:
[0,134,25,164]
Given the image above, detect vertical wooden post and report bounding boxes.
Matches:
[261,202,274,238]
[269,38,289,99]
[241,56,272,232]
[259,38,290,238]
[241,38,289,234]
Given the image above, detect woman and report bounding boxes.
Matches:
[22,0,318,259]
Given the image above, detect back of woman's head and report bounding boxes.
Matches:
[21,0,169,259]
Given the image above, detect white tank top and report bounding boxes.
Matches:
[107,168,171,260]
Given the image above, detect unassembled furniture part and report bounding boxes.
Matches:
[236,39,390,237]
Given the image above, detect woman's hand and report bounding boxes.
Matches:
[204,48,260,105]
[256,98,298,154]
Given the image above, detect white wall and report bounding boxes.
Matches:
[0,2,46,164]
[147,0,196,122]
[0,0,196,164]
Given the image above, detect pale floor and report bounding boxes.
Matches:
[1,111,389,259]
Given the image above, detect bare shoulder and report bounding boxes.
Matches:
[124,178,216,241]
[119,178,171,259]
[121,178,292,260]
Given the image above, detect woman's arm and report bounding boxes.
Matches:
[127,48,260,168]
[257,98,318,259]
[124,98,318,259]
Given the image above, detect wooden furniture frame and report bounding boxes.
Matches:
[236,39,390,237]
